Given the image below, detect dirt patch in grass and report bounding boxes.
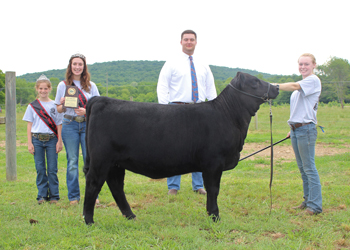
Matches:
[0,141,349,160]
[0,140,27,148]
[241,142,349,161]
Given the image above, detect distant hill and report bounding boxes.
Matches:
[18,60,275,85]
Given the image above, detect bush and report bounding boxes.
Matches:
[327,101,341,107]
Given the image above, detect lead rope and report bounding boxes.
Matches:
[269,100,273,214]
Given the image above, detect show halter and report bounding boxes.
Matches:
[228,81,274,101]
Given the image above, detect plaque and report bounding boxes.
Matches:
[63,86,79,109]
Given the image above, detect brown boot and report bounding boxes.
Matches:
[194,188,207,195]
[168,189,178,195]
[69,200,79,205]
[292,204,306,210]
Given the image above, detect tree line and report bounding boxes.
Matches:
[0,57,349,107]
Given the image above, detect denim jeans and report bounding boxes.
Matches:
[167,172,204,191]
[32,136,59,201]
[62,118,86,201]
[290,123,322,213]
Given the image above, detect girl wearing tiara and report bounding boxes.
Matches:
[55,53,100,205]
[23,75,63,204]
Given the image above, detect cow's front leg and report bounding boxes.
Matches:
[106,166,136,220]
[202,169,222,222]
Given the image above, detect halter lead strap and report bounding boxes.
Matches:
[229,81,275,214]
[269,99,273,214]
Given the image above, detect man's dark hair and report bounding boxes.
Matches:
[181,30,197,39]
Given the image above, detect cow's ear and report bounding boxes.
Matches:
[237,72,245,89]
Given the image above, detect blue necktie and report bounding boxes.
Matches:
[189,56,198,103]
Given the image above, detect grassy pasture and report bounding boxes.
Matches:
[0,104,349,249]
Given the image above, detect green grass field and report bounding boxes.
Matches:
[0,105,349,249]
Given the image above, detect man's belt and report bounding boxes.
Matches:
[289,123,311,131]
[64,114,86,123]
[32,133,56,141]
[172,102,194,105]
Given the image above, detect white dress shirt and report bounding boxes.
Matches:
[157,52,217,104]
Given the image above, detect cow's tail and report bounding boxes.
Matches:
[83,96,99,176]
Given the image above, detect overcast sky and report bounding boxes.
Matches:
[1,0,348,78]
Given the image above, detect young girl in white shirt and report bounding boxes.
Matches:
[23,75,63,204]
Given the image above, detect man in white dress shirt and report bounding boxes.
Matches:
[157,30,217,195]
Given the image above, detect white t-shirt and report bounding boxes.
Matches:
[23,100,63,134]
[157,52,217,104]
[288,74,321,125]
[54,80,100,116]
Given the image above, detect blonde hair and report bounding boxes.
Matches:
[36,79,52,89]
[298,53,316,65]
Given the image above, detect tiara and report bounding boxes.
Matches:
[71,53,86,60]
[36,74,51,83]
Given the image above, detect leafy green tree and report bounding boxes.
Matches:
[317,57,350,108]
[49,77,60,99]
[95,83,106,96]
[255,73,267,81]
[119,88,131,101]
[215,79,228,93]
[16,78,35,105]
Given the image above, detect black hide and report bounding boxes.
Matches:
[83,72,279,224]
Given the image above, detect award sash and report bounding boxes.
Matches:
[30,99,58,137]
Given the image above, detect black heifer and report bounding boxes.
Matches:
[83,72,279,224]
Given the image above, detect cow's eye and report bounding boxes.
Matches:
[250,80,259,89]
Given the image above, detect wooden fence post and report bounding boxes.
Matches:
[254,112,258,130]
[5,72,17,181]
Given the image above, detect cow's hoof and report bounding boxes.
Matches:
[85,220,95,225]
[209,214,220,222]
[124,214,136,220]
[84,216,95,225]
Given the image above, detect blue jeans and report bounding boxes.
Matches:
[62,118,86,201]
[290,123,322,213]
[32,136,59,201]
[167,173,204,191]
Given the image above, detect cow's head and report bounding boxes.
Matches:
[230,72,279,102]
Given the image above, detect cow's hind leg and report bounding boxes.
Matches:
[106,166,136,220]
[202,169,223,222]
[83,165,109,225]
